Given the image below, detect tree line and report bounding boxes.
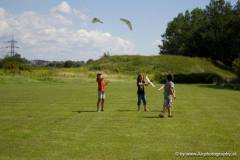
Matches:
[159,0,240,67]
[0,54,85,72]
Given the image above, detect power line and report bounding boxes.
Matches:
[6,35,19,57]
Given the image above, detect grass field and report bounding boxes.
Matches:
[0,78,239,160]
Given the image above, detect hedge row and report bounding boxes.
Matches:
[155,73,224,84]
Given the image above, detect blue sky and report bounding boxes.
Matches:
[0,0,238,60]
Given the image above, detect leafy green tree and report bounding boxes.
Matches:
[233,58,240,77]
[159,0,240,66]
[64,60,74,68]
[0,54,31,72]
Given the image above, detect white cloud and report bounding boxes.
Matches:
[0,21,8,32]
[0,8,8,18]
[0,2,135,60]
[0,8,9,32]
[50,1,90,26]
[72,9,90,21]
[51,1,72,15]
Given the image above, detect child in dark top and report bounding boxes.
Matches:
[137,74,149,111]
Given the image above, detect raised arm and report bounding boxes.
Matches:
[158,85,164,91]
[105,80,110,86]
[170,87,176,99]
[138,80,149,86]
[144,82,150,86]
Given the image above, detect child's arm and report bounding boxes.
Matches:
[170,87,176,99]
[105,80,110,86]
[141,81,149,86]
[138,81,149,86]
[137,81,141,86]
[144,82,150,86]
[158,85,164,91]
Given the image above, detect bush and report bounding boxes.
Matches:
[19,64,32,71]
[64,61,74,68]
[155,73,224,84]
[0,54,32,73]
[233,58,240,77]
[47,61,85,68]
[47,61,64,68]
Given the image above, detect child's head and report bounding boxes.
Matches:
[137,73,144,81]
[167,74,173,81]
[96,73,102,81]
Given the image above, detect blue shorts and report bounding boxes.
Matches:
[137,93,146,106]
[98,91,105,100]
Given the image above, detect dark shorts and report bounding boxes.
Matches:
[137,93,146,106]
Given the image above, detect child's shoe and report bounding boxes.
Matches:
[159,112,164,118]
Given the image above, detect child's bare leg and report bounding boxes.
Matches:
[97,99,101,111]
[101,99,105,111]
[162,106,166,113]
[159,106,166,117]
[144,105,148,111]
[167,107,172,117]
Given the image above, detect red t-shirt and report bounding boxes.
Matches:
[98,79,105,91]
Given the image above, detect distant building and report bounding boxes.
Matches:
[30,60,50,66]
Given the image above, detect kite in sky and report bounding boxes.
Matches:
[120,18,133,31]
[92,17,104,24]
[92,17,133,31]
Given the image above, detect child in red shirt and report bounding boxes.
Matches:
[96,73,108,112]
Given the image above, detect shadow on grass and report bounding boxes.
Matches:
[150,110,160,112]
[117,109,136,112]
[72,110,96,114]
[144,116,160,119]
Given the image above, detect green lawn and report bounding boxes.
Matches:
[0,79,239,160]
